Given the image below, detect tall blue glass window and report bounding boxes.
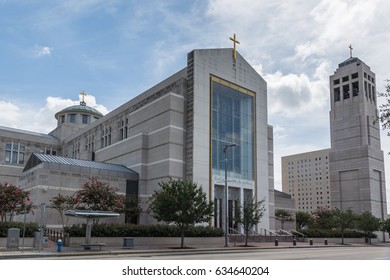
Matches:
[211,77,255,180]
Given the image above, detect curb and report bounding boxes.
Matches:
[0,244,351,259]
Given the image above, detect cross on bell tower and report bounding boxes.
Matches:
[348,44,353,58]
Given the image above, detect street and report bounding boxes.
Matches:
[24,245,390,260]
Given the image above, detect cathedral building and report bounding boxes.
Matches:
[0,47,276,231]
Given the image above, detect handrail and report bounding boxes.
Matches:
[291,229,306,238]
[278,229,294,236]
[228,227,242,234]
[262,228,279,236]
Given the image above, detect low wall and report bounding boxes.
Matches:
[0,238,34,248]
[306,237,379,244]
[67,236,225,247]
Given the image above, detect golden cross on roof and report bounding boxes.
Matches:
[348,44,353,58]
[229,33,240,62]
[80,91,87,105]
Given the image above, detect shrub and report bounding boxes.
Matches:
[64,223,224,238]
[0,222,39,237]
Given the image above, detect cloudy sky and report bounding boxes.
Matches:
[1,0,390,210]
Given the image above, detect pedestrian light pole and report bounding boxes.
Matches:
[223,143,236,247]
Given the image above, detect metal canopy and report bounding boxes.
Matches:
[24,153,137,174]
[64,210,120,248]
[64,210,120,219]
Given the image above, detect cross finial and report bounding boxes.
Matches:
[348,44,353,58]
[80,91,87,106]
[229,33,240,62]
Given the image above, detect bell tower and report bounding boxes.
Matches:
[329,50,387,220]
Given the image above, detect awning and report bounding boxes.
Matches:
[64,210,120,219]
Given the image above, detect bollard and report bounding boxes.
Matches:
[275,238,279,246]
[324,239,328,245]
[310,239,313,246]
[293,237,296,246]
[57,239,63,252]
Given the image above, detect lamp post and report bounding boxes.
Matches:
[223,143,236,247]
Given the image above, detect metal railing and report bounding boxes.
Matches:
[278,229,294,236]
[228,228,265,245]
[262,228,280,236]
[45,228,69,246]
[291,229,307,241]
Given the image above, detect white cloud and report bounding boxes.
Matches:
[34,45,52,57]
[0,95,109,134]
[265,60,330,120]
[0,101,22,126]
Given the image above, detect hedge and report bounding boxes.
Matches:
[0,222,39,237]
[299,229,376,238]
[64,224,224,238]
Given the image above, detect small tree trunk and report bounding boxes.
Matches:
[245,230,249,246]
[180,230,184,248]
[180,228,185,248]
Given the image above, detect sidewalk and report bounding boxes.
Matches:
[1,240,380,259]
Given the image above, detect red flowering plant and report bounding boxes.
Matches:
[73,178,126,213]
[50,193,77,228]
[0,182,33,222]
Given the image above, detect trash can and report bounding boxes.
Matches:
[123,237,134,249]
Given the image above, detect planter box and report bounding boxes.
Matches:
[309,237,378,244]
[68,236,225,247]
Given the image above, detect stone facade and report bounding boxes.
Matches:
[16,154,138,227]
[329,57,387,219]
[0,126,59,185]
[0,48,275,231]
[274,190,295,231]
[281,57,388,221]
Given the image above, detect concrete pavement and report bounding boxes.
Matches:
[1,240,387,259]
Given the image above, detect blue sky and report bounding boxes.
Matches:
[1,0,390,209]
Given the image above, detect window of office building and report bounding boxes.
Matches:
[211,76,255,181]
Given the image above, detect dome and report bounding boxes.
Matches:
[55,102,103,120]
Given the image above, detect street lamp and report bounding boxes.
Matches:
[223,143,236,247]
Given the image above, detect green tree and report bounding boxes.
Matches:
[295,211,312,230]
[356,211,381,244]
[148,178,213,248]
[332,208,356,245]
[381,217,390,237]
[376,79,390,132]
[235,198,265,246]
[50,193,77,228]
[312,207,334,229]
[0,182,33,222]
[74,177,126,213]
[124,195,142,224]
[275,208,294,230]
